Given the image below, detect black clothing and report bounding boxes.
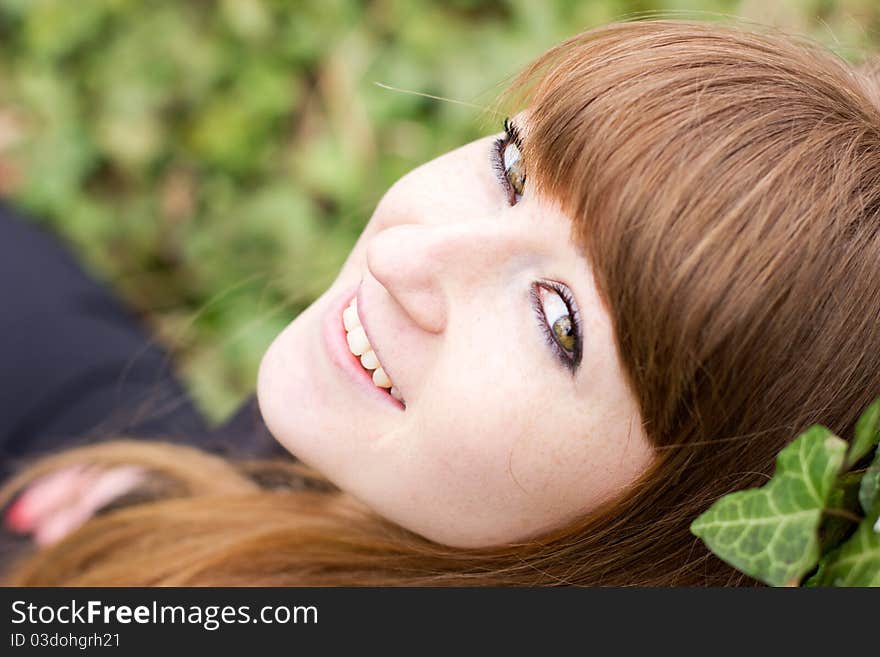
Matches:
[0,201,289,564]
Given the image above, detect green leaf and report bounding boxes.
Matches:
[690,425,847,586]
[846,397,880,469]
[813,508,880,586]
[802,562,824,587]
[820,473,863,553]
[859,447,880,516]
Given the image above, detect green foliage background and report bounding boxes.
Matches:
[1,0,880,423]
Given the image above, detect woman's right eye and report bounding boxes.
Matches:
[492,118,526,205]
[530,280,583,375]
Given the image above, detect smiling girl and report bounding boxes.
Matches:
[2,19,879,585]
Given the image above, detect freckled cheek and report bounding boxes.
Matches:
[418,410,541,501]
[504,434,564,497]
[504,411,613,506]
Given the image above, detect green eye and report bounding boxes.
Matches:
[534,282,581,371]
[552,315,576,353]
[502,141,526,198]
[494,118,527,205]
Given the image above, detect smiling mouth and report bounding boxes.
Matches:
[342,297,405,405]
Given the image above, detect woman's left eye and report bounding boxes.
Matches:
[531,281,583,374]
[492,118,526,205]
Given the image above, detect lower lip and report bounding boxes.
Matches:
[321,284,405,411]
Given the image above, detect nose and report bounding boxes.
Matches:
[365,220,531,334]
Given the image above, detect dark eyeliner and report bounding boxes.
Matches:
[491,118,524,206]
[529,280,583,375]
[492,136,516,205]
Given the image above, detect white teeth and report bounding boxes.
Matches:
[346,326,370,356]
[342,296,404,403]
[360,350,379,370]
[342,304,360,331]
[372,367,391,388]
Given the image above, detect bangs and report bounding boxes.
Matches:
[495,19,859,263]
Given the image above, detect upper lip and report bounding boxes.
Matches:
[355,284,400,394]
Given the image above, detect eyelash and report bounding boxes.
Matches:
[492,118,525,206]
[529,280,583,375]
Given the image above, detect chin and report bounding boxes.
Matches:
[256,299,328,461]
[256,282,368,466]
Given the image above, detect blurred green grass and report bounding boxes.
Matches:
[1,0,879,424]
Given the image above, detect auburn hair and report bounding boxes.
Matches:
[2,19,880,586]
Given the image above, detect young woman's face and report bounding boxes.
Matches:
[257,116,654,548]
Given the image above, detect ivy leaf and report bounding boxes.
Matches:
[846,397,880,469]
[820,473,862,552]
[804,473,864,588]
[859,447,880,515]
[690,425,847,586]
[813,508,880,586]
[802,559,826,587]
